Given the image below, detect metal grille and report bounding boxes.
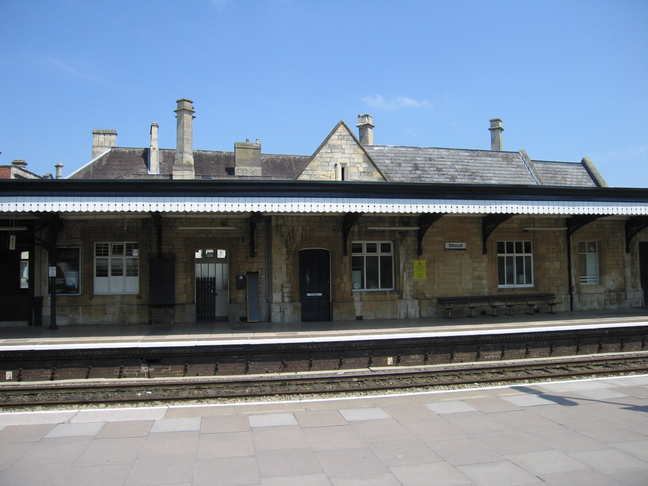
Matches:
[196,276,216,319]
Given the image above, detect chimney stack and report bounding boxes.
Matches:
[91,129,117,159]
[55,163,64,179]
[357,114,374,145]
[173,98,195,180]
[234,139,262,177]
[149,122,159,174]
[11,159,28,170]
[488,118,504,151]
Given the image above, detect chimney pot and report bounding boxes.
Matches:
[55,163,64,179]
[357,114,375,145]
[488,118,504,151]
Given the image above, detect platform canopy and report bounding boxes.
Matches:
[1,179,647,217]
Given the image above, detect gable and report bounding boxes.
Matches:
[298,121,386,182]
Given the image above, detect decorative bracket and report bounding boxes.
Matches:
[566,215,601,238]
[249,212,265,258]
[482,214,513,254]
[417,213,444,255]
[625,216,648,253]
[342,212,364,256]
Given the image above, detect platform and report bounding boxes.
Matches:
[0,374,646,485]
[0,308,647,351]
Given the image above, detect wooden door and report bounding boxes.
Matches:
[299,249,331,321]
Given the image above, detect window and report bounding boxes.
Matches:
[497,241,533,287]
[352,241,394,290]
[95,242,139,294]
[579,241,600,285]
[19,251,29,289]
[335,163,348,181]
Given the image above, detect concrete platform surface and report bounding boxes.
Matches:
[1,307,647,351]
[0,375,646,485]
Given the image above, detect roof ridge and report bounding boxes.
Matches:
[367,144,521,154]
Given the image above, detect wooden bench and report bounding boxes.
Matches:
[438,293,560,318]
[437,296,490,319]
[522,293,560,315]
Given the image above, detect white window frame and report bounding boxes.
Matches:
[351,241,394,291]
[94,242,139,294]
[497,240,534,288]
[578,241,600,285]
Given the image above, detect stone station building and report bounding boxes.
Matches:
[1,99,647,327]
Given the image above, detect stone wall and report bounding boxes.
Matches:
[41,212,641,325]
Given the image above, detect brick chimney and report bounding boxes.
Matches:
[173,98,195,180]
[149,122,159,174]
[234,139,262,177]
[357,114,374,145]
[92,129,117,159]
[488,118,504,151]
[55,163,64,179]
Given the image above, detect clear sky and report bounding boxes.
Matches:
[1,0,647,187]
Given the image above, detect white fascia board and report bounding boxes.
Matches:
[1,196,648,216]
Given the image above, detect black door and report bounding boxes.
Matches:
[640,243,648,307]
[0,245,32,324]
[299,249,331,321]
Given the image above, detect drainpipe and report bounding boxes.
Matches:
[46,214,62,329]
[566,232,574,311]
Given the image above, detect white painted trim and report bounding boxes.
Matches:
[2,195,647,216]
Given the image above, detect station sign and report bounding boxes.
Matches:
[444,242,467,251]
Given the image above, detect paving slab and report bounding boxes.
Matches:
[425,400,478,414]
[44,421,104,438]
[149,416,201,433]
[338,406,391,422]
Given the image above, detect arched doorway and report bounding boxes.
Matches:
[299,249,331,321]
[195,248,229,320]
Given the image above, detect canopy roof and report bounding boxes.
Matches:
[2,180,647,217]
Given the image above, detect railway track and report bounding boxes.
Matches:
[2,352,647,408]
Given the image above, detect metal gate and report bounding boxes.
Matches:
[196,276,217,319]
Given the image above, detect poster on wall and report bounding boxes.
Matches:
[413,260,427,279]
[48,247,81,295]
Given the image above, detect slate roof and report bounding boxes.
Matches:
[69,125,602,188]
[363,146,599,187]
[69,148,310,180]
[532,160,599,187]
[364,146,534,184]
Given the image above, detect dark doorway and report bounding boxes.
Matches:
[299,249,331,322]
[195,249,229,320]
[0,246,33,324]
[640,243,648,307]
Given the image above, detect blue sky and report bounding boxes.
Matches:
[1,0,647,187]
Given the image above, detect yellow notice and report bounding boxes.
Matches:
[413,260,426,279]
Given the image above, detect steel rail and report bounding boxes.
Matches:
[1,353,646,408]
